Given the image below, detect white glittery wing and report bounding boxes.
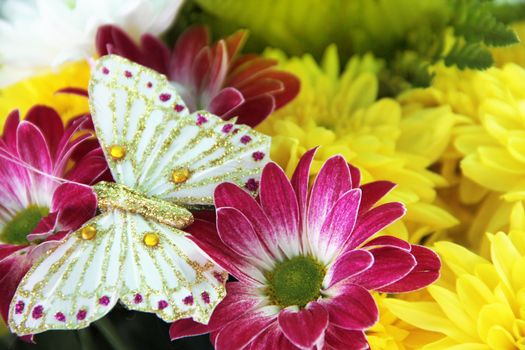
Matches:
[118,212,226,323]
[89,55,271,206]
[8,212,124,336]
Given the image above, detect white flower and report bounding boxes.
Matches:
[0,0,183,86]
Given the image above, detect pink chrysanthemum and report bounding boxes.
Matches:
[96,25,300,126]
[170,148,441,349]
[0,106,109,329]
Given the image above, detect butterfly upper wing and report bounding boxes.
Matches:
[89,55,271,206]
[8,212,124,335]
[118,212,226,323]
[8,210,226,336]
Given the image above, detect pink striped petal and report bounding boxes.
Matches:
[187,219,264,285]
[25,106,64,160]
[51,183,97,232]
[249,324,297,350]
[291,147,318,231]
[259,163,301,257]
[140,33,170,75]
[377,245,441,293]
[2,110,20,151]
[348,163,361,188]
[318,189,361,259]
[214,183,279,258]
[214,309,276,350]
[363,235,411,251]
[169,318,210,340]
[307,156,352,241]
[170,26,210,83]
[16,121,52,173]
[278,302,328,349]
[344,202,405,252]
[222,94,275,126]
[208,87,244,116]
[325,326,369,350]
[325,249,374,288]
[217,207,272,266]
[359,181,396,214]
[348,247,416,290]
[322,283,378,331]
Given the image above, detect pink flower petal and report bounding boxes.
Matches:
[16,121,52,173]
[65,150,109,185]
[214,183,280,259]
[169,318,210,340]
[51,183,97,231]
[216,207,272,266]
[290,147,318,231]
[259,163,301,257]
[358,180,396,214]
[318,189,361,259]
[322,282,378,331]
[348,163,361,188]
[307,155,352,245]
[344,202,406,252]
[325,249,374,288]
[140,33,170,75]
[214,309,276,350]
[222,94,275,127]
[2,110,20,151]
[249,324,297,350]
[278,302,328,349]
[206,40,229,99]
[348,246,416,290]
[187,219,264,285]
[325,326,369,350]
[241,79,284,100]
[208,87,244,116]
[170,26,210,83]
[377,245,441,293]
[25,106,64,160]
[96,25,143,65]
[55,87,89,97]
[363,235,411,251]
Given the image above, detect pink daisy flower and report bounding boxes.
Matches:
[96,25,300,127]
[170,148,441,349]
[0,106,109,331]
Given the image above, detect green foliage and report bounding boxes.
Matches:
[190,0,522,95]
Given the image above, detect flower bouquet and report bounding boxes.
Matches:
[0,0,524,349]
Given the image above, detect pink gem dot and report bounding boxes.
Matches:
[32,305,44,319]
[55,312,66,322]
[98,295,110,306]
[222,124,234,133]
[158,300,169,310]
[174,104,185,112]
[201,291,210,304]
[134,293,143,304]
[240,135,252,144]
[102,67,110,75]
[183,295,194,305]
[196,114,208,126]
[15,300,24,314]
[252,151,265,161]
[213,271,225,283]
[159,93,171,102]
[124,70,132,78]
[147,82,153,88]
[245,178,259,192]
[76,309,87,321]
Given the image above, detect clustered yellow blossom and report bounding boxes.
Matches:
[259,45,458,243]
[384,202,525,349]
[0,60,90,129]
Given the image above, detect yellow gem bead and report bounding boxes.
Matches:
[171,168,190,184]
[109,145,126,160]
[80,226,97,240]
[143,232,160,247]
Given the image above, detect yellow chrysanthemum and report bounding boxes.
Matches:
[400,62,525,247]
[0,60,90,129]
[384,201,525,349]
[258,45,458,242]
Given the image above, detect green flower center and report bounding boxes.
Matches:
[265,256,326,308]
[0,206,49,245]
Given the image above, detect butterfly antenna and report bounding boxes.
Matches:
[0,149,92,190]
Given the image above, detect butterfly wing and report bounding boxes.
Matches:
[8,212,124,335]
[118,212,226,323]
[89,55,271,206]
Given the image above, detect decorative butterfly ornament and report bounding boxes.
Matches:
[8,55,271,336]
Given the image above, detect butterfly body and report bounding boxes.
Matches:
[8,55,270,336]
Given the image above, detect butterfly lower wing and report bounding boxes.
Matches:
[89,55,270,206]
[118,212,226,323]
[8,212,124,336]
